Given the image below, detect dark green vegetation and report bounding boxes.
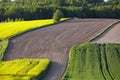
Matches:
[53,9,64,23]
[0,0,120,22]
[0,40,8,61]
[63,43,120,80]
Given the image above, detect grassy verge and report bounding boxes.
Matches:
[0,59,50,80]
[62,43,120,80]
[0,40,8,62]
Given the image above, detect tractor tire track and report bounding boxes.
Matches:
[100,44,114,80]
[98,45,106,80]
[104,44,114,80]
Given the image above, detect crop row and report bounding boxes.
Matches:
[63,43,120,80]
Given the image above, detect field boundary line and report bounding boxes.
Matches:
[7,18,71,41]
[61,49,71,80]
[89,20,120,42]
[61,45,75,80]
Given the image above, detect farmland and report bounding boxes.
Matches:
[1,0,120,80]
[0,19,55,40]
[4,19,118,80]
[0,59,50,80]
[0,19,67,61]
[0,18,66,80]
[92,23,120,43]
[62,43,120,80]
[0,18,68,40]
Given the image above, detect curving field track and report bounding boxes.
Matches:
[92,23,120,43]
[4,19,118,80]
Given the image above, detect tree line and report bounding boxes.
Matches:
[0,0,120,22]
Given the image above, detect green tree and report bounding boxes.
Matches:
[86,0,104,3]
[53,9,64,23]
[51,0,65,6]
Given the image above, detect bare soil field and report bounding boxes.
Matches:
[92,23,120,43]
[4,19,118,80]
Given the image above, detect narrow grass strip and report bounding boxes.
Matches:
[0,40,8,62]
[89,20,120,42]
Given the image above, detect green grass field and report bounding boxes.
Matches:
[62,43,120,80]
[0,59,50,80]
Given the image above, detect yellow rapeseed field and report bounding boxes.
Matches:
[0,18,68,40]
[0,19,54,40]
[0,59,50,80]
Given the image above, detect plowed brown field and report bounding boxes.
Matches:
[92,23,120,43]
[4,19,118,80]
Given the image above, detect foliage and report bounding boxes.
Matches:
[0,59,50,80]
[62,43,120,80]
[0,0,120,22]
[0,40,8,61]
[53,9,64,23]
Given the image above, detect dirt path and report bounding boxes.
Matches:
[92,23,120,43]
[4,19,118,80]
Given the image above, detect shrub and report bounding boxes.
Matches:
[53,9,64,23]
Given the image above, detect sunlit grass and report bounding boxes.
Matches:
[0,40,8,61]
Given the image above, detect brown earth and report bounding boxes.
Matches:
[92,23,120,43]
[4,19,118,80]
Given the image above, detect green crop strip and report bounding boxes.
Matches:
[0,40,8,62]
[62,43,120,80]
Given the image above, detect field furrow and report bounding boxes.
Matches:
[4,19,117,80]
[99,46,106,80]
